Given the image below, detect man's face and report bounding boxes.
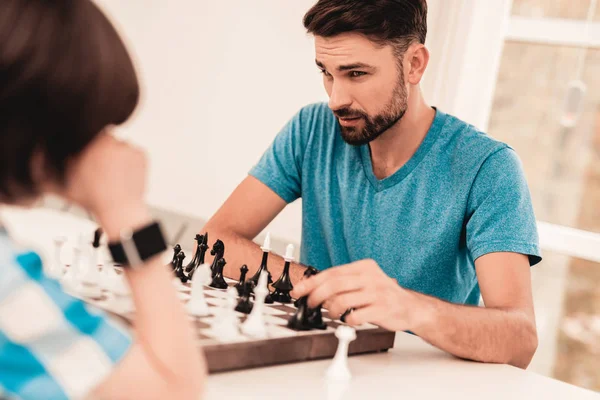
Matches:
[315,33,408,146]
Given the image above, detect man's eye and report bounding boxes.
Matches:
[350,71,366,78]
[320,69,332,77]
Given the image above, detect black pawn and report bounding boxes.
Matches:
[185,234,204,274]
[272,259,294,303]
[209,240,225,278]
[264,290,274,304]
[169,244,181,270]
[235,281,254,314]
[174,251,188,283]
[209,258,228,289]
[93,228,103,248]
[287,267,319,331]
[235,265,249,296]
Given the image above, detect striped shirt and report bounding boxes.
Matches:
[0,228,132,400]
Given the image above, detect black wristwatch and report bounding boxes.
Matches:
[108,221,168,267]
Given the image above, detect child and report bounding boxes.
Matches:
[0,1,206,399]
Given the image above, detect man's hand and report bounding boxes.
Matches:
[291,259,427,332]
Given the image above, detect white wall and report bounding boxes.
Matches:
[95,0,326,245]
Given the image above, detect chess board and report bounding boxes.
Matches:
[75,269,396,374]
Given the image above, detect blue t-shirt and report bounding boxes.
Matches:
[250,103,541,306]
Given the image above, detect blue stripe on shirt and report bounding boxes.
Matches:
[0,330,67,400]
[15,251,132,364]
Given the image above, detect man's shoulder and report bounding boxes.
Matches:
[436,110,517,175]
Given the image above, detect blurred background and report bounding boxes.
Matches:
[36,0,600,392]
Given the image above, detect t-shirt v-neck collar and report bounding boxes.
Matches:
[358,108,446,192]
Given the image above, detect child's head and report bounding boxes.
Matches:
[0,0,139,204]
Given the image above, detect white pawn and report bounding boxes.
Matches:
[240,271,268,338]
[61,241,81,291]
[186,264,211,317]
[326,326,357,381]
[100,264,119,290]
[108,273,134,313]
[48,235,67,279]
[75,244,102,298]
[212,287,240,341]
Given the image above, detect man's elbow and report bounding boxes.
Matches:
[509,318,538,369]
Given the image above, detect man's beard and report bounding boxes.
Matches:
[334,71,408,146]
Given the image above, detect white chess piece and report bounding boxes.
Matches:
[186,264,211,317]
[261,232,271,252]
[75,243,102,298]
[325,326,357,381]
[48,235,67,279]
[61,240,81,291]
[212,287,241,341]
[107,273,134,312]
[285,243,294,261]
[100,264,119,290]
[240,271,268,338]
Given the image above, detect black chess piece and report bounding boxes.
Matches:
[271,258,294,303]
[340,308,354,323]
[235,281,254,314]
[188,233,209,280]
[198,233,209,263]
[287,295,312,331]
[235,265,249,296]
[302,267,326,329]
[209,240,225,278]
[174,251,188,283]
[92,228,103,249]
[287,267,319,331]
[169,244,182,270]
[250,247,273,286]
[264,290,274,304]
[209,258,228,289]
[185,234,204,274]
[307,306,327,330]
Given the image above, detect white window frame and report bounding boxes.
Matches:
[424,0,600,263]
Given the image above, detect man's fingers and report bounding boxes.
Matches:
[323,289,376,319]
[292,265,357,298]
[306,277,365,309]
[343,305,383,327]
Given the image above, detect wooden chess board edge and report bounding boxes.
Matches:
[203,329,395,373]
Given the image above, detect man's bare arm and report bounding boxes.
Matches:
[201,176,307,284]
[412,252,538,369]
[294,252,538,369]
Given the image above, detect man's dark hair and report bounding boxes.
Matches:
[303,0,427,56]
[0,0,139,201]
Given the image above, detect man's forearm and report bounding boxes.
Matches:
[201,224,307,285]
[410,292,538,369]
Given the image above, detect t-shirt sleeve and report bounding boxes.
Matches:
[465,146,542,266]
[0,250,132,400]
[249,105,316,203]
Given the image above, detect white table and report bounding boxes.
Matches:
[206,332,599,400]
[1,206,598,400]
